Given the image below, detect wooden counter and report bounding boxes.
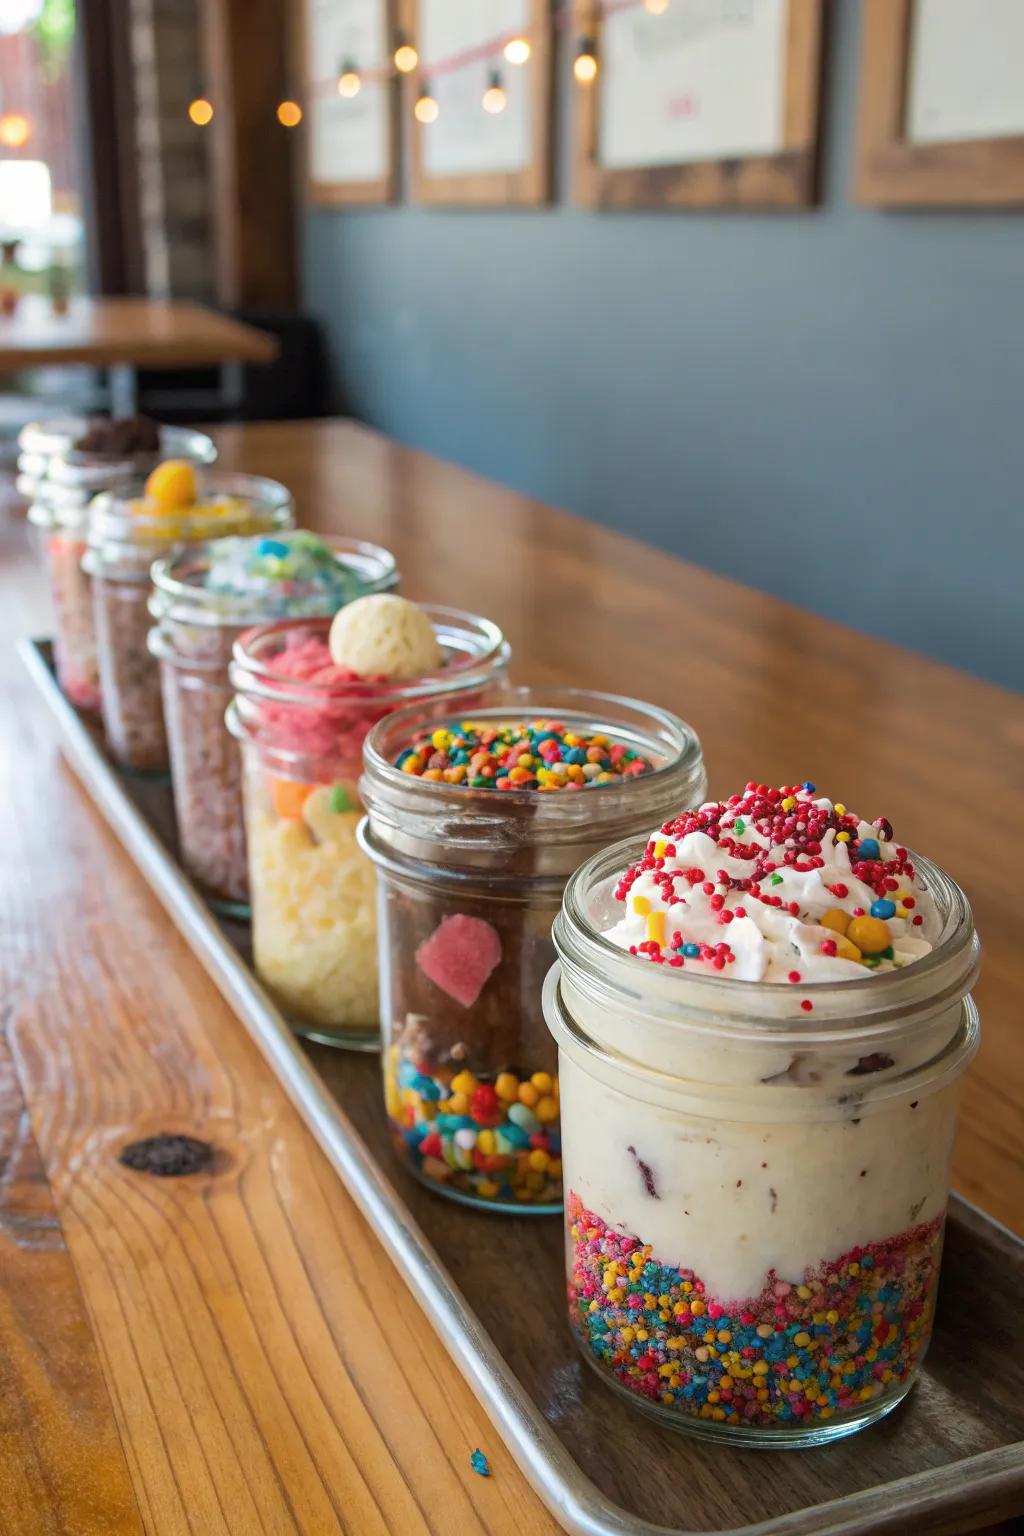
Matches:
[1,418,1020,1534]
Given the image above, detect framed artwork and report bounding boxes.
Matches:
[301,0,397,205]
[574,0,823,210]
[408,0,552,206]
[854,0,1024,206]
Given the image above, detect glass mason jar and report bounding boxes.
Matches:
[147,535,399,915]
[21,421,216,713]
[227,608,510,1050]
[358,690,707,1215]
[544,837,981,1447]
[85,472,293,774]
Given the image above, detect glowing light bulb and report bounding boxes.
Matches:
[573,43,598,84]
[482,69,506,114]
[337,61,361,98]
[188,98,214,126]
[276,100,302,127]
[414,91,439,125]
[644,0,670,12]
[0,112,30,148]
[394,42,419,73]
[504,36,530,65]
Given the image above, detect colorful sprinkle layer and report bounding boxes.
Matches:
[395,720,655,791]
[387,1049,562,1206]
[568,1194,940,1429]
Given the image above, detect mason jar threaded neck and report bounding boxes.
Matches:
[359,687,707,879]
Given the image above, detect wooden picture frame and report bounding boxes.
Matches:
[854,0,1024,206]
[299,0,398,206]
[407,0,551,207]
[574,0,823,210]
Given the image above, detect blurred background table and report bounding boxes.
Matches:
[1,418,1020,1536]
[0,295,277,415]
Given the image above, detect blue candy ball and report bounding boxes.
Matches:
[682,942,701,958]
[258,537,290,558]
[870,898,896,920]
[857,838,881,862]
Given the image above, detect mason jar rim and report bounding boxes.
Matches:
[228,605,510,715]
[149,532,399,631]
[18,419,216,471]
[88,469,293,543]
[552,833,980,1035]
[358,688,707,881]
[362,686,704,811]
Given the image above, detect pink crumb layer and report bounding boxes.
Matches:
[258,636,392,764]
[264,636,377,691]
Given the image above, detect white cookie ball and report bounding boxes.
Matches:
[328,594,442,680]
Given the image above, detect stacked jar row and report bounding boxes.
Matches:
[23,416,982,1451]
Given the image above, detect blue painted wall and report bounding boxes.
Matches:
[301,0,1024,691]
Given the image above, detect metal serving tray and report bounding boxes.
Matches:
[20,638,1024,1536]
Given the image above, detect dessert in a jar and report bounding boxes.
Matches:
[86,461,293,773]
[545,782,980,1445]
[227,596,509,1047]
[149,531,398,913]
[358,691,706,1212]
[20,417,216,712]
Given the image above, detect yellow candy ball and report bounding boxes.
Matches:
[847,915,891,955]
[535,1095,559,1124]
[494,1072,519,1101]
[820,907,851,935]
[833,935,863,963]
[144,458,197,510]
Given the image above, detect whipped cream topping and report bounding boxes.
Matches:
[608,782,941,986]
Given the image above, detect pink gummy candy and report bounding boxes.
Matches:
[415,914,502,1008]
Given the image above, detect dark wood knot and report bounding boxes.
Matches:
[119,1133,215,1177]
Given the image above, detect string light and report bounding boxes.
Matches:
[504,36,530,65]
[188,97,214,126]
[337,59,362,98]
[394,38,419,73]
[644,0,670,12]
[0,112,30,148]
[573,39,598,83]
[414,86,439,124]
[276,100,302,127]
[481,68,506,114]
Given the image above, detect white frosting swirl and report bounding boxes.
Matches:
[607,786,941,984]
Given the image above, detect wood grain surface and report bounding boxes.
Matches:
[3,417,1023,1533]
[0,296,277,372]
